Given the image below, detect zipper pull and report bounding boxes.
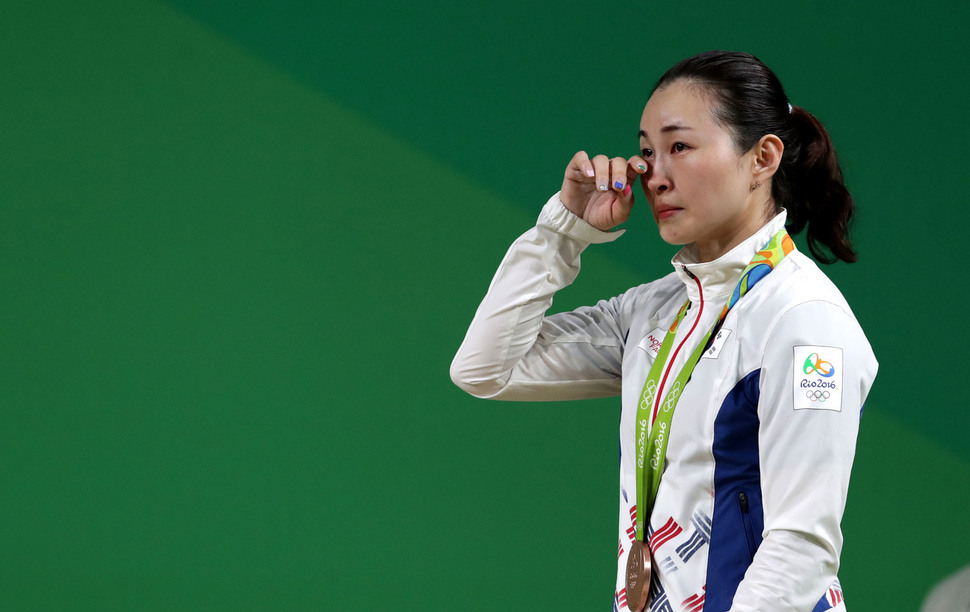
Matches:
[682,265,702,307]
[739,491,749,513]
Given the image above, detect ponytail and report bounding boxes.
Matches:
[655,51,859,264]
[775,106,857,264]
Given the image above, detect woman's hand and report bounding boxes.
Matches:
[560,151,648,231]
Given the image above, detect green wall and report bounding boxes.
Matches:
[1,1,967,609]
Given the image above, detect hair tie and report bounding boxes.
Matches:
[788,103,793,114]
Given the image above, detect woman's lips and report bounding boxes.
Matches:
[655,205,682,220]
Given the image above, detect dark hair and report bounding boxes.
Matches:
[654,51,857,264]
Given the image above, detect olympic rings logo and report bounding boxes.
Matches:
[806,390,831,401]
[803,353,835,378]
[639,380,658,410]
[662,382,681,413]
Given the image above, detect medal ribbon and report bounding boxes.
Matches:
[633,229,794,541]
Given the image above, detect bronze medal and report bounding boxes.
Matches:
[625,540,651,611]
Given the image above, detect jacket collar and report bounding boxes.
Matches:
[672,211,788,303]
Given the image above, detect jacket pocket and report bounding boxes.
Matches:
[738,490,758,562]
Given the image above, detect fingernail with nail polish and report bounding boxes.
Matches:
[598,183,608,191]
[614,181,624,189]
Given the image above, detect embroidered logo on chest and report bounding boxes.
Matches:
[637,327,667,359]
[702,328,732,360]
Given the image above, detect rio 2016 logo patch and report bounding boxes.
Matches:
[793,346,843,411]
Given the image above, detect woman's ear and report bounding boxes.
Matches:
[752,134,784,181]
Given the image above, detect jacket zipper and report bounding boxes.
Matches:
[652,266,704,421]
[738,491,757,561]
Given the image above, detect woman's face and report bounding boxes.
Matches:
[638,80,770,262]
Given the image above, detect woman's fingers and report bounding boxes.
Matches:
[594,155,644,192]
[591,154,611,192]
[566,150,595,181]
[562,151,646,229]
[571,152,645,188]
[627,155,648,183]
[561,151,597,217]
[610,157,629,191]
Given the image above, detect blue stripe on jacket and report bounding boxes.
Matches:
[707,370,765,611]
[705,369,835,612]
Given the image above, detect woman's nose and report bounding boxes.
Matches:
[644,165,672,194]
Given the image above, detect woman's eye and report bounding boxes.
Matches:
[672,142,689,153]
[641,148,653,158]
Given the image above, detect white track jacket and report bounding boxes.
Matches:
[451,194,878,612]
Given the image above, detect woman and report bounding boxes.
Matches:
[450,51,877,612]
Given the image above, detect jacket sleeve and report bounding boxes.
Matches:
[730,300,878,611]
[449,193,629,401]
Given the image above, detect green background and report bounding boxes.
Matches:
[1,1,967,609]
